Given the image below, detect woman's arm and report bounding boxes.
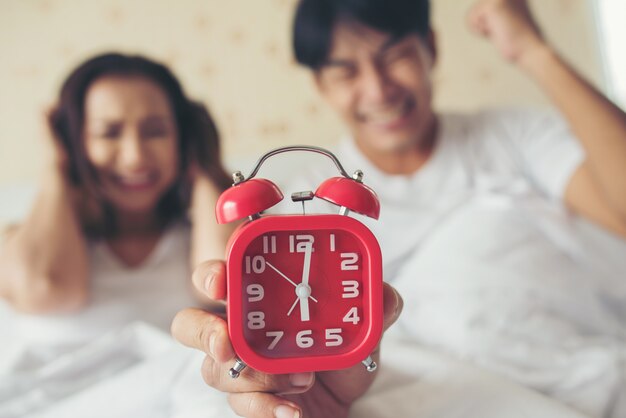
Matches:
[189,175,233,269]
[188,175,234,304]
[0,168,90,313]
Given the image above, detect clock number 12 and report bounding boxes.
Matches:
[289,235,314,253]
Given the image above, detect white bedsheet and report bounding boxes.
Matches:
[391,194,626,418]
[0,318,590,418]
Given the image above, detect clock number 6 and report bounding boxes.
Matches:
[296,330,314,348]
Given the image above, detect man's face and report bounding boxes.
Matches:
[315,21,436,156]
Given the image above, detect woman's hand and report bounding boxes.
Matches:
[172,260,403,418]
[42,105,103,233]
[42,106,71,178]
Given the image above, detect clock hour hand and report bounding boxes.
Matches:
[288,286,311,321]
[298,292,310,321]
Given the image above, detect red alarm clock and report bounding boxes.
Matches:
[216,146,383,377]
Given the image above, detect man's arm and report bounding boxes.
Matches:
[468,0,626,236]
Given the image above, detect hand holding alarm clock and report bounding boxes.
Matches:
[171,146,403,418]
[215,146,385,377]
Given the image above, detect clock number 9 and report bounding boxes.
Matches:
[245,255,266,274]
[246,284,264,302]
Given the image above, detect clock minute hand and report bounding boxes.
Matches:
[301,243,312,287]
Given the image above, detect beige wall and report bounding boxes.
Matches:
[0,0,604,185]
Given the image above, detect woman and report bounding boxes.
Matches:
[0,53,232,334]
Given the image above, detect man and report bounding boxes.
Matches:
[172,0,626,417]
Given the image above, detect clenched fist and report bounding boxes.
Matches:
[467,0,546,64]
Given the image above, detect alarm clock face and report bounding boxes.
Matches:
[227,215,383,373]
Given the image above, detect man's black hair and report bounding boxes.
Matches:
[293,0,431,70]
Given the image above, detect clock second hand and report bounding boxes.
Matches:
[266,261,318,303]
[287,297,299,316]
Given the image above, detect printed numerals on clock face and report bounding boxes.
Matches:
[241,230,368,358]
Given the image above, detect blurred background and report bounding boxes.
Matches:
[0,0,624,187]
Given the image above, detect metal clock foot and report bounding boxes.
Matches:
[362,356,377,372]
[228,358,247,378]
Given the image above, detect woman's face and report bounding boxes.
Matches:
[83,75,179,215]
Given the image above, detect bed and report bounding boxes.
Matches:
[1,168,623,418]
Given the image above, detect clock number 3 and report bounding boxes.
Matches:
[342,280,360,298]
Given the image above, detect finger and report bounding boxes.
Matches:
[171,307,234,362]
[228,392,302,418]
[191,260,226,300]
[202,355,315,395]
[382,282,403,331]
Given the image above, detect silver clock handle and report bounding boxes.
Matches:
[240,145,351,183]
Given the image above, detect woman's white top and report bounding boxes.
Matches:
[13,222,195,348]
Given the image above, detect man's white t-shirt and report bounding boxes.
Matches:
[287,108,586,279]
[281,108,626,417]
